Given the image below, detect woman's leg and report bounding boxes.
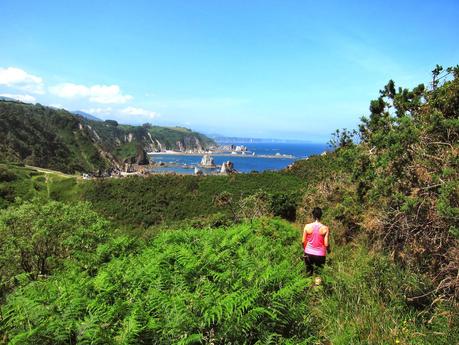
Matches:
[304,254,314,275]
[315,255,326,271]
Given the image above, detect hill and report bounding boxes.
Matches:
[72,110,102,121]
[0,101,215,174]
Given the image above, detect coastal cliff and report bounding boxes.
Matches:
[0,100,216,174]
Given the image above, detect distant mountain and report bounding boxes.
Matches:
[0,101,216,174]
[0,96,16,102]
[211,136,311,144]
[72,110,102,122]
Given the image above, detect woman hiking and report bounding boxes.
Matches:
[302,207,329,285]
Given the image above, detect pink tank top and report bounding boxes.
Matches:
[304,223,326,256]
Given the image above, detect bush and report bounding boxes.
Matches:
[0,199,110,297]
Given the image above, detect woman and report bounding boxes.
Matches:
[302,207,329,284]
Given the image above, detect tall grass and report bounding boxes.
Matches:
[312,240,459,344]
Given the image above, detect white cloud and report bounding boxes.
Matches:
[119,106,158,119]
[50,83,132,104]
[0,67,44,94]
[83,106,158,120]
[0,93,36,103]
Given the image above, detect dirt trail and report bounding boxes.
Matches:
[25,165,78,179]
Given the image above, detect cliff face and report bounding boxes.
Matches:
[0,101,216,173]
[80,120,215,162]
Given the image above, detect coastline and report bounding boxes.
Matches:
[148,151,296,159]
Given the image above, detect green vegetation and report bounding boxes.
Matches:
[314,242,459,344]
[0,163,80,209]
[80,172,303,227]
[0,101,215,174]
[0,219,315,344]
[0,102,112,173]
[0,200,110,299]
[2,215,457,344]
[0,66,458,343]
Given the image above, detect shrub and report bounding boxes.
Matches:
[0,199,110,298]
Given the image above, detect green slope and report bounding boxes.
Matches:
[2,216,457,344]
[0,100,216,174]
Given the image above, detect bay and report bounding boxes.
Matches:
[149,142,328,174]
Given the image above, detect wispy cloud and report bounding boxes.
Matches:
[119,106,158,119]
[83,106,159,121]
[0,67,44,94]
[49,83,133,104]
[83,107,114,116]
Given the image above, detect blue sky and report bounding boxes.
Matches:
[1,0,458,142]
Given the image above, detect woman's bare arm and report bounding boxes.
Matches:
[302,225,308,247]
[323,226,330,247]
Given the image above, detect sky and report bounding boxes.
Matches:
[0,0,458,142]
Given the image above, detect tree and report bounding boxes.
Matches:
[105,119,118,127]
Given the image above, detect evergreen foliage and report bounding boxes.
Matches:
[347,66,459,299]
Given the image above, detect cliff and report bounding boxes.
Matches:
[0,100,216,174]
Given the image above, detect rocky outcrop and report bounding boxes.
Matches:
[194,167,203,175]
[124,145,149,165]
[155,139,163,152]
[200,154,215,168]
[135,146,149,165]
[176,141,185,152]
[194,137,203,152]
[220,161,237,174]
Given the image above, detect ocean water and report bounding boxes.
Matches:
[150,142,328,174]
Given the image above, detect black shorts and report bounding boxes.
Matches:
[304,253,326,275]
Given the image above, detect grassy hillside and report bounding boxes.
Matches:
[0,162,304,226]
[0,102,113,173]
[0,163,81,209]
[0,101,215,174]
[2,216,456,344]
[84,121,215,159]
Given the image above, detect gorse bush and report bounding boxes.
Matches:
[1,219,319,344]
[348,66,459,299]
[293,65,459,300]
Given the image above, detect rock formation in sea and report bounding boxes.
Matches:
[220,161,236,174]
[200,154,216,168]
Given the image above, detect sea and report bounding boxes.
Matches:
[149,142,328,174]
